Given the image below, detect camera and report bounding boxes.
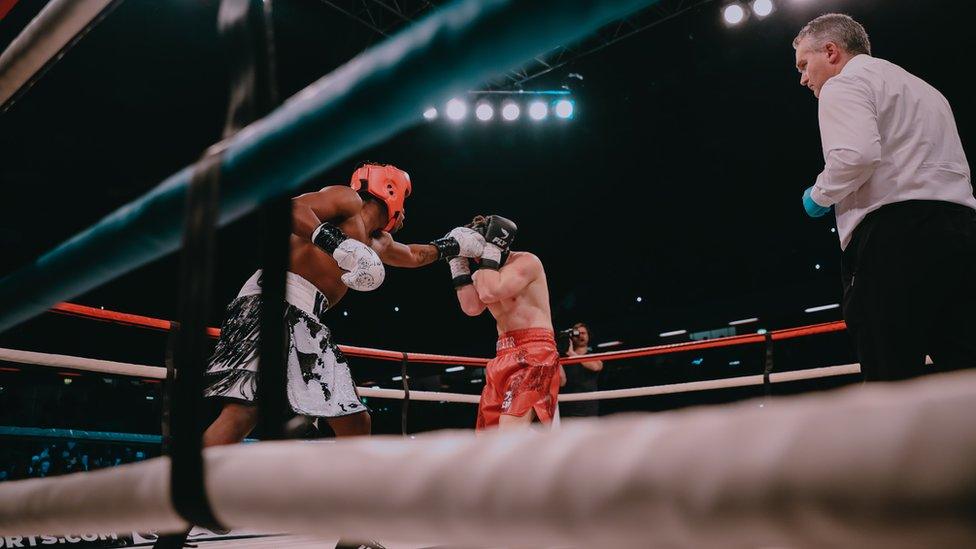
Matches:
[556,327,580,356]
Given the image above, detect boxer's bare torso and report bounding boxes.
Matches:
[472,251,553,334]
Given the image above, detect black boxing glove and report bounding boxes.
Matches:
[481,215,517,269]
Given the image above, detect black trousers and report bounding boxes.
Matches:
[842,200,976,381]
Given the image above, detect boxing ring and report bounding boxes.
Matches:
[2,301,973,547]
[3,358,976,547]
[1,0,975,547]
[2,301,864,401]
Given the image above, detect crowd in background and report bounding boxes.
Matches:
[0,438,155,482]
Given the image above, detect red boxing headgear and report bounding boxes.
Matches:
[350,163,412,232]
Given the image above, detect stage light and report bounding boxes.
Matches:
[445,366,464,373]
[475,102,494,121]
[805,303,840,313]
[446,98,467,120]
[501,101,520,121]
[659,329,687,338]
[528,100,548,120]
[423,107,438,120]
[752,0,773,17]
[723,3,746,25]
[728,317,759,326]
[554,99,574,119]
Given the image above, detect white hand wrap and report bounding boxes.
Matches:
[448,256,473,288]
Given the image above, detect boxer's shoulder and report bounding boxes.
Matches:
[301,185,363,213]
[506,251,542,270]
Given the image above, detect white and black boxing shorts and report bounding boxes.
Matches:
[203,270,367,417]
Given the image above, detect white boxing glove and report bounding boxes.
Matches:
[431,226,486,259]
[311,222,386,291]
[311,221,386,291]
[447,227,486,258]
[332,239,386,291]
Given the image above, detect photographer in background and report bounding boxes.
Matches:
[559,322,603,418]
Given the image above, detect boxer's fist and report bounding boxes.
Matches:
[481,215,517,269]
[431,226,486,259]
[333,238,386,291]
[312,222,386,291]
[450,227,486,257]
[484,215,517,249]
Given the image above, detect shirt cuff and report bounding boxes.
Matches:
[810,180,833,207]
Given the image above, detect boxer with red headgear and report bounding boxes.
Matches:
[202,162,485,447]
[448,215,561,431]
[349,163,411,232]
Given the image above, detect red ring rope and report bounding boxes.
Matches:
[48,302,846,367]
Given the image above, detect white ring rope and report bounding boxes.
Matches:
[0,0,117,107]
[0,347,165,379]
[2,347,862,403]
[558,363,861,401]
[1,369,975,546]
[359,386,480,404]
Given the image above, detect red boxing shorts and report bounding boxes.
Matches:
[476,328,560,430]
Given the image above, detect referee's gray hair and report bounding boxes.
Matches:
[793,13,871,56]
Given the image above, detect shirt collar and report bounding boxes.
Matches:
[840,54,872,75]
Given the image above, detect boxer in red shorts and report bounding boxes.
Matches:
[446,215,560,430]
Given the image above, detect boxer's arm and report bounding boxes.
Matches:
[370,231,440,268]
[471,253,541,304]
[447,256,487,316]
[456,284,487,316]
[296,186,386,292]
[559,365,567,388]
[292,186,362,240]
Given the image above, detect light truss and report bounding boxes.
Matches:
[318,0,718,89]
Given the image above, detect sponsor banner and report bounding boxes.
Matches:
[133,528,279,545]
[0,533,133,548]
[2,528,278,548]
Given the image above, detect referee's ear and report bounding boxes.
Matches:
[824,42,845,66]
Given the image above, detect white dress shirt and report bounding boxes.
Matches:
[810,54,976,249]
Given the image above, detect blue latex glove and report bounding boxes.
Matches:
[802,187,831,218]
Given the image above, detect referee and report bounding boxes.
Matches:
[794,13,976,381]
